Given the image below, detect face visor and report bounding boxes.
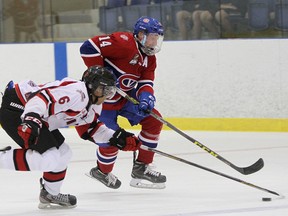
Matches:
[93,85,116,99]
[140,33,164,56]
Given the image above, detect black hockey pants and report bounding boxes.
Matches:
[0,83,64,154]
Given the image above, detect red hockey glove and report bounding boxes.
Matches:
[109,128,141,151]
[17,112,42,149]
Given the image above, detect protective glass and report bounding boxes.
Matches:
[140,33,164,56]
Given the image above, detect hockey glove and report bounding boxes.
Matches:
[136,92,155,117]
[109,128,141,151]
[17,112,42,149]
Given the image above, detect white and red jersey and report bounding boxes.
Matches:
[80,32,157,110]
[14,78,114,145]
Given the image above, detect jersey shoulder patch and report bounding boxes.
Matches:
[112,32,136,50]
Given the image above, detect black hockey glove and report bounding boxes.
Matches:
[17,112,42,149]
[109,128,141,151]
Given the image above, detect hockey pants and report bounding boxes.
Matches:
[97,100,163,173]
[0,85,71,195]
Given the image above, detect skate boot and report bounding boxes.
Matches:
[130,160,166,189]
[87,166,121,189]
[38,178,77,209]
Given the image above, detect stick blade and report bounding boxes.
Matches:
[240,158,264,175]
[0,146,11,152]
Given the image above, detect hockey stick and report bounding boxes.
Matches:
[0,146,11,152]
[116,88,264,175]
[147,147,283,198]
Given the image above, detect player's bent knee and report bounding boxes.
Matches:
[58,142,72,164]
[26,147,61,171]
[141,110,163,133]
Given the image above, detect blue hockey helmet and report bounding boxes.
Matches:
[133,16,164,56]
[133,16,164,36]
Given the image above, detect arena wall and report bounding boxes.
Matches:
[0,39,287,131]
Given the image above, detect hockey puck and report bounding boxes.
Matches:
[262,197,272,201]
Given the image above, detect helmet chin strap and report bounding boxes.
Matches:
[86,94,101,110]
[92,97,98,104]
[88,92,98,105]
[91,93,106,105]
[88,86,106,105]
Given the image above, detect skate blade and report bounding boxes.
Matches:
[38,202,76,209]
[85,172,102,183]
[130,178,166,189]
[85,173,121,189]
[85,172,95,179]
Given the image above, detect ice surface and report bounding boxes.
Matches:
[0,128,287,216]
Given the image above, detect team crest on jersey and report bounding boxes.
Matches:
[129,54,139,65]
[118,74,138,91]
[76,89,86,102]
[120,34,128,41]
[27,80,37,87]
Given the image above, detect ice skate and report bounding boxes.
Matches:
[86,166,121,189]
[130,160,166,189]
[38,178,77,209]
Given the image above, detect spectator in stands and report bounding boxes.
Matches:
[176,0,197,40]
[177,0,248,40]
[215,0,248,37]
[191,0,220,39]
[4,0,41,42]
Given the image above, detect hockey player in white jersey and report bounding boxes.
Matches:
[0,65,141,209]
